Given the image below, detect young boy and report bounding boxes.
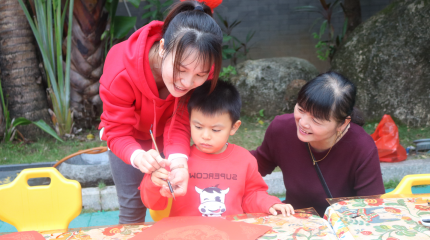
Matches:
[140,81,294,217]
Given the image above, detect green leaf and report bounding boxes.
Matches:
[12,117,32,127]
[413,225,429,233]
[113,16,137,39]
[418,211,430,216]
[397,199,406,205]
[127,0,140,8]
[342,18,348,36]
[151,10,157,19]
[223,35,232,42]
[259,109,264,117]
[161,0,173,8]
[319,20,327,37]
[392,225,407,231]
[223,48,236,54]
[143,4,153,10]
[312,32,319,39]
[374,225,390,232]
[246,31,255,42]
[141,11,154,19]
[397,230,418,237]
[385,203,401,206]
[109,0,119,20]
[32,120,63,142]
[101,30,109,40]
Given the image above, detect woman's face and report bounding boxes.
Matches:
[293,103,339,144]
[159,41,211,98]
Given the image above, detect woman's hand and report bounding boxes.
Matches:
[159,157,189,197]
[134,149,166,173]
[269,203,295,217]
[151,168,169,187]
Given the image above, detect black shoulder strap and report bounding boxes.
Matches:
[306,143,333,198]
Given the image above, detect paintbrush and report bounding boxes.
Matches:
[150,125,176,201]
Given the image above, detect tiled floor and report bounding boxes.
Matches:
[0,209,154,232]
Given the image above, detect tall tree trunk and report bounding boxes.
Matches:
[0,70,4,139]
[65,0,108,129]
[0,0,51,140]
[342,0,362,36]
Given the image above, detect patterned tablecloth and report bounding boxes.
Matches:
[324,196,430,240]
[40,208,337,240]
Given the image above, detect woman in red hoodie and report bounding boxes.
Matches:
[99,0,223,223]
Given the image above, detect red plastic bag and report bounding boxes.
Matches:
[371,114,407,162]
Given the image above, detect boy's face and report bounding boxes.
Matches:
[190,109,241,154]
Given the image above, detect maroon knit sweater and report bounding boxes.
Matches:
[250,114,385,216]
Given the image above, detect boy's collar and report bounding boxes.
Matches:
[191,143,234,160]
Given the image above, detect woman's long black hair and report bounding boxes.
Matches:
[162,0,223,93]
[297,71,365,126]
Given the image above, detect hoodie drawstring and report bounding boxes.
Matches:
[152,100,157,151]
[167,97,179,144]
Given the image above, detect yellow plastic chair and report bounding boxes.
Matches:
[149,198,173,221]
[382,174,430,198]
[0,167,82,232]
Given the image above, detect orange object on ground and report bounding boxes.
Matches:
[371,114,407,162]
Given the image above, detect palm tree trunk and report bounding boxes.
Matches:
[66,0,108,129]
[0,0,51,140]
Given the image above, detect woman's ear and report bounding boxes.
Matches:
[230,120,242,136]
[338,117,352,132]
[158,38,165,57]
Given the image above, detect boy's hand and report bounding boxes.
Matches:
[134,149,165,174]
[269,203,295,217]
[151,168,169,187]
[159,158,189,197]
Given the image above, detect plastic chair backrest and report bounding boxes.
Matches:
[382,174,430,198]
[149,198,173,222]
[0,167,82,232]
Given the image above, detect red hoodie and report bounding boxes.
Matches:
[140,144,281,217]
[99,21,201,164]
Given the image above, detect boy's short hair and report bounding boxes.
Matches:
[188,80,241,124]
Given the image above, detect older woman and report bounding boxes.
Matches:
[251,71,385,216]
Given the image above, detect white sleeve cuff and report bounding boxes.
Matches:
[99,127,110,151]
[130,149,145,169]
[168,153,188,162]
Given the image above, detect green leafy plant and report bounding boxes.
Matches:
[102,0,174,56]
[102,0,138,53]
[0,78,62,142]
[259,109,265,117]
[216,13,256,65]
[219,65,237,82]
[296,0,347,62]
[141,0,174,23]
[256,109,265,125]
[384,179,401,189]
[18,0,75,137]
[98,180,106,189]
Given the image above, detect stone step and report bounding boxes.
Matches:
[2,158,430,211]
[264,158,430,195]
